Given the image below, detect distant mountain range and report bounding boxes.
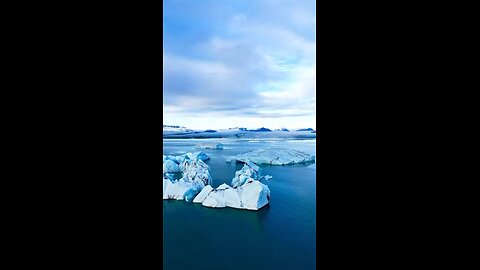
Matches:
[163,125,186,129]
[163,125,316,139]
[163,125,193,132]
[165,126,313,132]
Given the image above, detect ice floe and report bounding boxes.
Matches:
[229,148,315,165]
[194,143,224,149]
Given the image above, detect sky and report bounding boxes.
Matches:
[163,0,316,130]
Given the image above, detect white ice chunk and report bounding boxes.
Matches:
[224,187,242,209]
[163,155,213,201]
[193,151,210,161]
[231,148,315,165]
[166,155,179,163]
[201,181,270,210]
[231,159,262,188]
[195,143,224,149]
[163,179,204,202]
[202,161,271,210]
[175,155,185,164]
[241,180,270,210]
[181,158,212,186]
[163,177,195,200]
[193,185,214,203]
[163,159,180,173]
[163,152,272,210]
[202,189,226,208]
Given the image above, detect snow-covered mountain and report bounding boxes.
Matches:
[163,125,194,134]
[163,126,316,139]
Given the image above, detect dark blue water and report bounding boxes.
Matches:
[163,139,316,270]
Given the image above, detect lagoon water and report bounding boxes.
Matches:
[163,138,316,270]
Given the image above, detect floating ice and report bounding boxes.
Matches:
[164,153,272,210]
[192,185,213,203]
[230,148,315,165]
[231,159,261,188]
[162,151,210,173]
[180,157,212,186]
[163,153,212,201]
[197,159,271,210]
[200,179,271,210]
[194,151,210,161]
[163,177,201,201]
[163,159,180,173]
[195,143,224,149]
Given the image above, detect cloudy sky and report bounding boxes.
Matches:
[163,0,316,130]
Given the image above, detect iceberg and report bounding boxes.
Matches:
[180,157,212,186]
[239,180,271,210]
[201,183,230,208]
[230,148,315,165]
[163,176,202,201]
[163,153,273,210]
[163,153,212,201]
[231,159,261,188]
[194,151,210,161]
[198,159,271,210]
[162,151,211,173]
[180,151,210,162]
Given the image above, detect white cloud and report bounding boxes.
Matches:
[163,1,316,129]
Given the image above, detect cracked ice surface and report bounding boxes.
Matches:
[229,148,315,165]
